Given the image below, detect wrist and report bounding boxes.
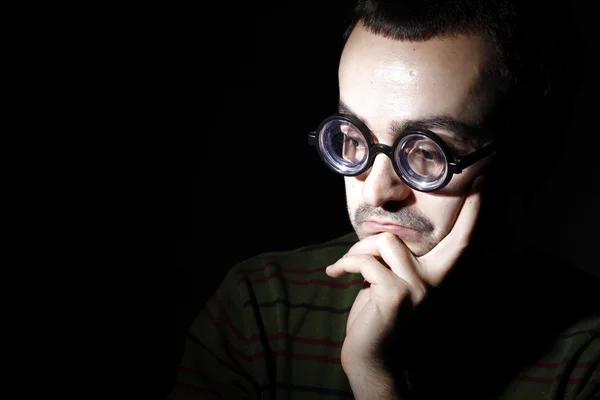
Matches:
[345,364,404,400]
[344,362,414,400]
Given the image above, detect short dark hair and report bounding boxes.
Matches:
[342,0,583,196]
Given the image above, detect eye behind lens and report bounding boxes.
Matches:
[396,134,449,191]
[319,119,369,175]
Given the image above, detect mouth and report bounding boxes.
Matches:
[361,220,423,241]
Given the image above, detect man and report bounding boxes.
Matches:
[167,0,598,398]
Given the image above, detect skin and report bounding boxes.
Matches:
[325,23,498,399]
[339,24,495,257]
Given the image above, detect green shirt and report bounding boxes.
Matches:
[167,233,600,399]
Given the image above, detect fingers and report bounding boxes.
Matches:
[342,232,423,290]
[419,177,483,285]
[329,175,485,292]
[326,233,427,304]
[326,253,421,309]
[326,253,397,282]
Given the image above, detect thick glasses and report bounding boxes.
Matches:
[308,114,496,192]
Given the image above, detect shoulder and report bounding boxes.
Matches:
[221,232,359,293]
[233,232,359,274]
[210,231,361,309]
[190,232,360,397]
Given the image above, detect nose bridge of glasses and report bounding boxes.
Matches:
[369,143,395,163]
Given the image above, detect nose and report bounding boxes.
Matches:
[361,153,412,207]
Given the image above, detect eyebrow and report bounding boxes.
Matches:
[337,100,487,146]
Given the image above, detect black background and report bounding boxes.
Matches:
[156,2,597,399]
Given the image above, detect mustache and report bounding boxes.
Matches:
[354,203,435,235]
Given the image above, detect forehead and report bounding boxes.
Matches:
[338,25,495,134]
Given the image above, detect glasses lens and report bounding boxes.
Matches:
[319,118,369,175]
[396,134,448,191]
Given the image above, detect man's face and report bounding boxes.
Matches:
[339,24,496,256]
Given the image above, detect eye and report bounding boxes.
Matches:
[344,134,363,149]
[413,144,443,163]
[340,125,367,164]
[404,140,446,178]
[416,148,435,161]
[340,124,365,149]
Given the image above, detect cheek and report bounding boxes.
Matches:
[423,169,483,237]
[416,194,465,237]
[440,163,483,196]
[344,178,359,207]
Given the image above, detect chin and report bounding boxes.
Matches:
[353,225,433,257]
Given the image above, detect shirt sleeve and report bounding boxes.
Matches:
[569,329,600,400]
[166,265,269,399]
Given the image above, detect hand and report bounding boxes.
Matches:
[325,182,483,397]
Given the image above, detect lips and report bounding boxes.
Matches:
[361,220,422,241]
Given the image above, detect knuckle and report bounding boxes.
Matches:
[356,254,377,264]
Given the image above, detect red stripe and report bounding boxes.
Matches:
[201,308,250,359]
[240,262,277,274]
[193,317,342,364]
[202,308,219,329]
[202,306,343,348]
[212,296,246,342]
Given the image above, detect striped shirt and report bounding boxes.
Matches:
[167,232,600,399]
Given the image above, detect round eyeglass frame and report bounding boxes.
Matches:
[308,114,496,192]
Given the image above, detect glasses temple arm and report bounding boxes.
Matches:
[449,142,497,173]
